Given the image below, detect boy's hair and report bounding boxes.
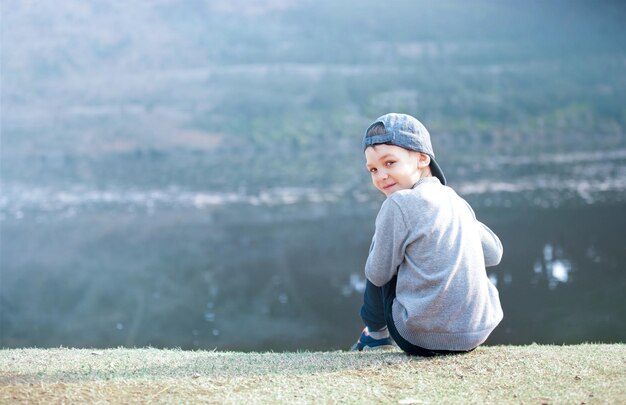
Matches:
[366,122,387,138]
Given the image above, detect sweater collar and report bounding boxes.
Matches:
[412,176,441,189]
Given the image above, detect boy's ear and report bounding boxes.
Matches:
[417,152,431,168]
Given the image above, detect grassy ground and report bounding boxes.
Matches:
[0,344,624,404]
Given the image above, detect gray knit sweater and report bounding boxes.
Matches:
[365,177,503,351]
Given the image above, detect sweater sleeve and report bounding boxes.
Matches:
[461,198,503,267]
[478,221,503,267]
[365,198,409,287]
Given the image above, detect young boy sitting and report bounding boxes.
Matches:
[352,113,503,356]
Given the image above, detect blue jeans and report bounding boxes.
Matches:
[360,276,469,357]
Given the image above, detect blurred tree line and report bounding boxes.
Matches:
[2,0,625,191]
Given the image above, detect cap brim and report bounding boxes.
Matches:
[430,158,447,186]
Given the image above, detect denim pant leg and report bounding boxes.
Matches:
[359,277,396,332]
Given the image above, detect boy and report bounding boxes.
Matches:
[352,113,503,357]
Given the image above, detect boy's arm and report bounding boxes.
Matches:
[462,199,503,267]
[478,221,503,267]
[365,199,408,287]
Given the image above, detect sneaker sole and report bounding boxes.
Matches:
[362,344,397,351]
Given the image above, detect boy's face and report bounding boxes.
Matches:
[365,144,426,197]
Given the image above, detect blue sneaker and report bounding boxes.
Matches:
[351,328,396,351]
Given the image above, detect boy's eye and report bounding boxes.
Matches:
[385,161,395,166]
[369,168,377,173]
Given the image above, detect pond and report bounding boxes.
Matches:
[1,187,624,351]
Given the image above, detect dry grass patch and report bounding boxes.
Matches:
[1,344,624,404]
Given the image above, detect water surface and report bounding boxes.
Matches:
[1,192,624,351]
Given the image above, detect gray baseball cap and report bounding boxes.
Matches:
[362,113,447,185]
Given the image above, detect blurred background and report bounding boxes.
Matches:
[1,0,625,351]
